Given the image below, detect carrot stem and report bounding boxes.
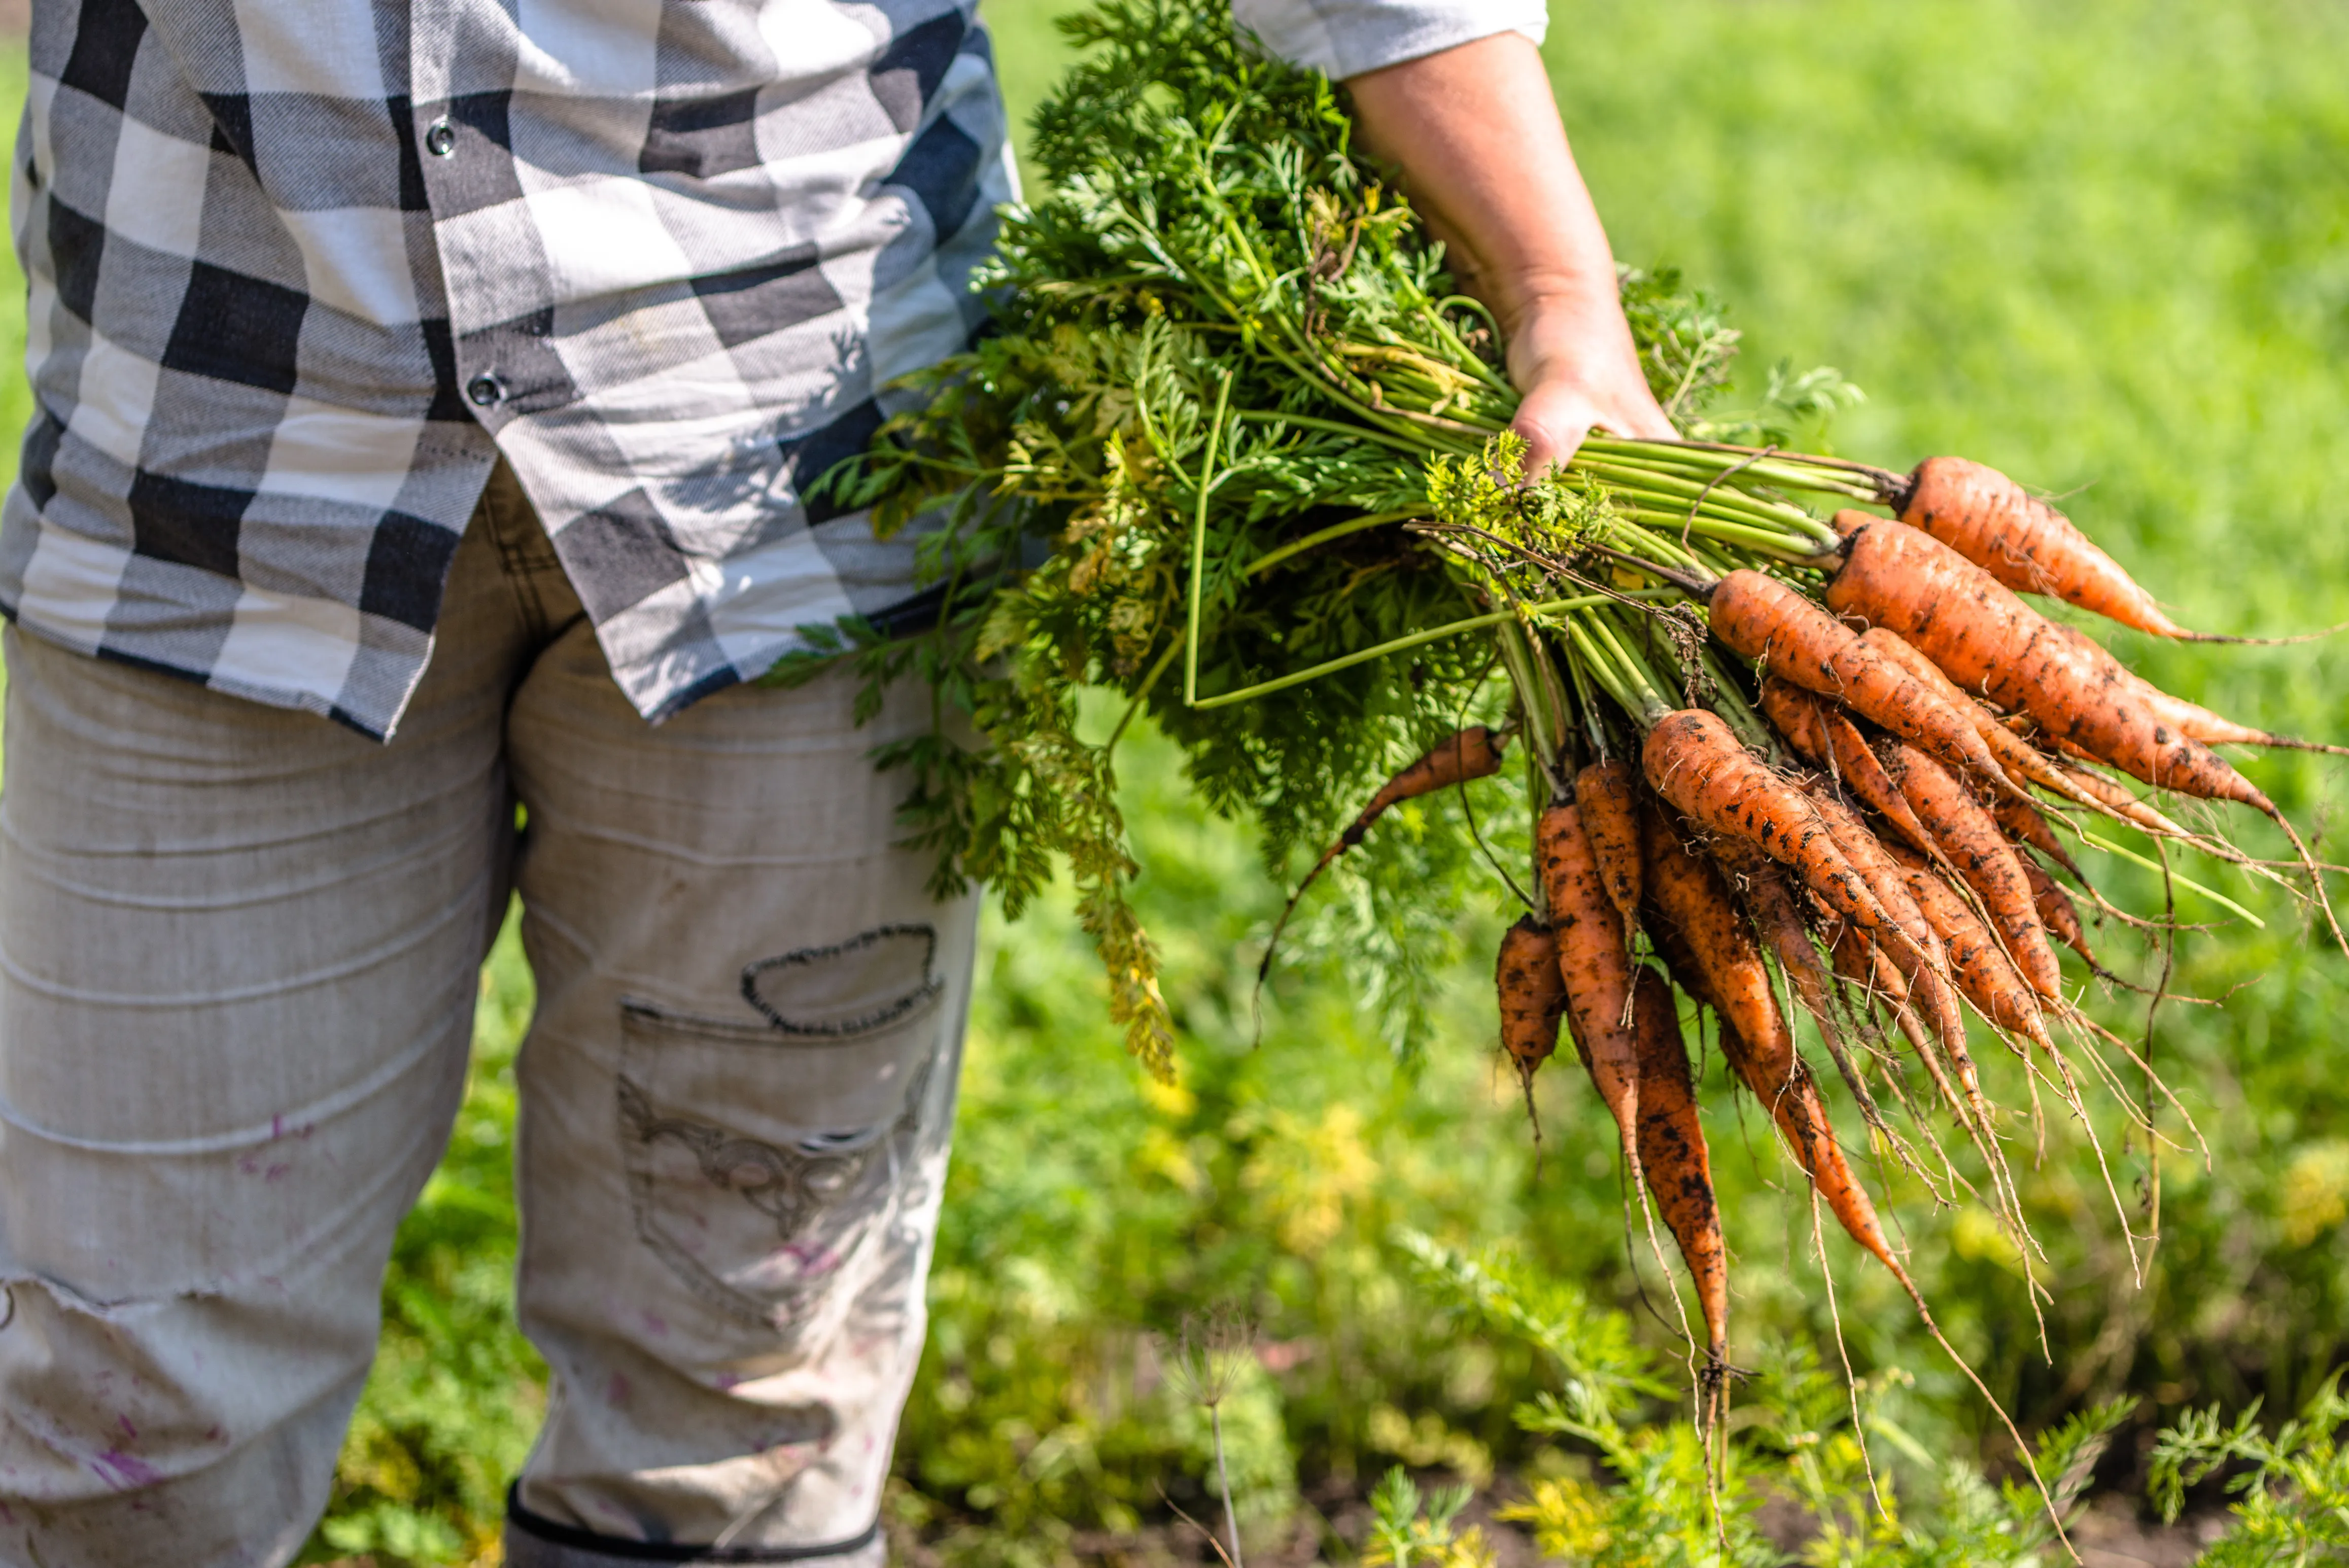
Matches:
[1245,508,1422,576]
[1182,368,1235,709]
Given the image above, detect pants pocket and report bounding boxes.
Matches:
[614,925,945,1340]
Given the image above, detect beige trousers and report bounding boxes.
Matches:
[0,466,978,1567]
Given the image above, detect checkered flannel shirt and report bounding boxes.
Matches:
[4,0,1546,738]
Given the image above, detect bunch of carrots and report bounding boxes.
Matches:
[1313,452,2342,1439]
[823,0,2342,1504]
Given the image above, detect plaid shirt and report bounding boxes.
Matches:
[4,0,1545,738]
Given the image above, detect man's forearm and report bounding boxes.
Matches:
[1343,33,1675,467]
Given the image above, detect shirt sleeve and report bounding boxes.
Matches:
[1229,0,1547,80]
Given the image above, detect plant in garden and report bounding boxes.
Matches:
[1401,1229,2135,1567]
[2152,1372,2349,1566]
[1362,1466,1496,1568]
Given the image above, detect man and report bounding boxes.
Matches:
[0,0,1670,1561]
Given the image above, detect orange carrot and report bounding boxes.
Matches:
[1803,786,1946,979]
[1642,803,1800,1104]
[1757,673,1832,765]
[1883,841,2055,1052]
[1576,760,1644,929]
[1496,915,1567,1086]
[1631,968,1729,1362]
[1803,786,1981,1102]
[1763,678,1938,858]
[1820,909,1978,1129]
[1826,514,2271,812]
[1263,726,1511,982]
[1717,834,1893,1131]
[1712,836,1834,1021]
[2039,621,2348,755]
[1708,568,2014,792]
[2019,854,2093,964]
[2056,757,2194,840]
[1873,738,2064,1002]
[1860,626,2109,809]
[1642,710,1915,966]
[1901,455,2191,637]
[1992,791,2081,880]
[1538,802,1641,1165]
[1712,984,1912,1284]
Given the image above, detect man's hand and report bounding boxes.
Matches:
[1344,32,1676,474]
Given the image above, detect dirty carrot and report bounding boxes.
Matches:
[2019,854,2093,964]
[1712,996,1912,1287]
[1826,513,2272,813]
[1883,841,2055,1053]
[1717,834,1892,1134]
[1992,791,2081,880]
[1576,760,1645,928]
[1632,967,1729,1364]
[2040,621,2349,756]
[1496,914,1567,1088]
[1261,725,1510,984]
[1642,803,1801,1104]
[1860,625,2114,811]
[1538,800,1642,1167]
[1642,710,1914,966]
[1804,785,1982,1103]
[1873,738,2064,1001]
[1708,568,2015,792]
[1763,678,1938,858]
[1899,455,2194,638]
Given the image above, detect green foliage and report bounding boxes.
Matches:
[2152,1373,2349,1564]
[1407,1230,2133,1567]
[1364,1467,1495,1567]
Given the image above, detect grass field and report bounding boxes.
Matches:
[1,2,2345,1561]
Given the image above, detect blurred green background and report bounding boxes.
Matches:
[5,0,2348,1561]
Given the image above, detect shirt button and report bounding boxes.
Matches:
[426,118,457,157]
[466,373,504,407]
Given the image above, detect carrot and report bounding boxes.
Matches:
[1757,673,1832,764]
[1712,836,1834,1022]
[1708,568,2015,793]
[1642,710,1915,967]
[1821,907,1906,1008]
[1496,914,1567,1086]
[1803,785,1946,980]
[2039,621,2349,756]
[1576,760,1644,928]
[1872,738,2065,1002]
[1900,455,2192,638]
[1763,678,1937,858]
[1642,803,1801,1103]
[2020,853,2094,964]
[2056,757,2195,840]
[1631,967,1729,1362]
[1882,841,2055,1052]
[1825,514,2272,813]
[1538,802,1642,1167]
[1804,785,1984,1107]
[1992,790,2082,880]
[1712,986,1913,1286]
[1262,725,1511,983]
[1860,625,2115,811]
[1820,909,1981,1135]
[1716,835,1893,1134]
